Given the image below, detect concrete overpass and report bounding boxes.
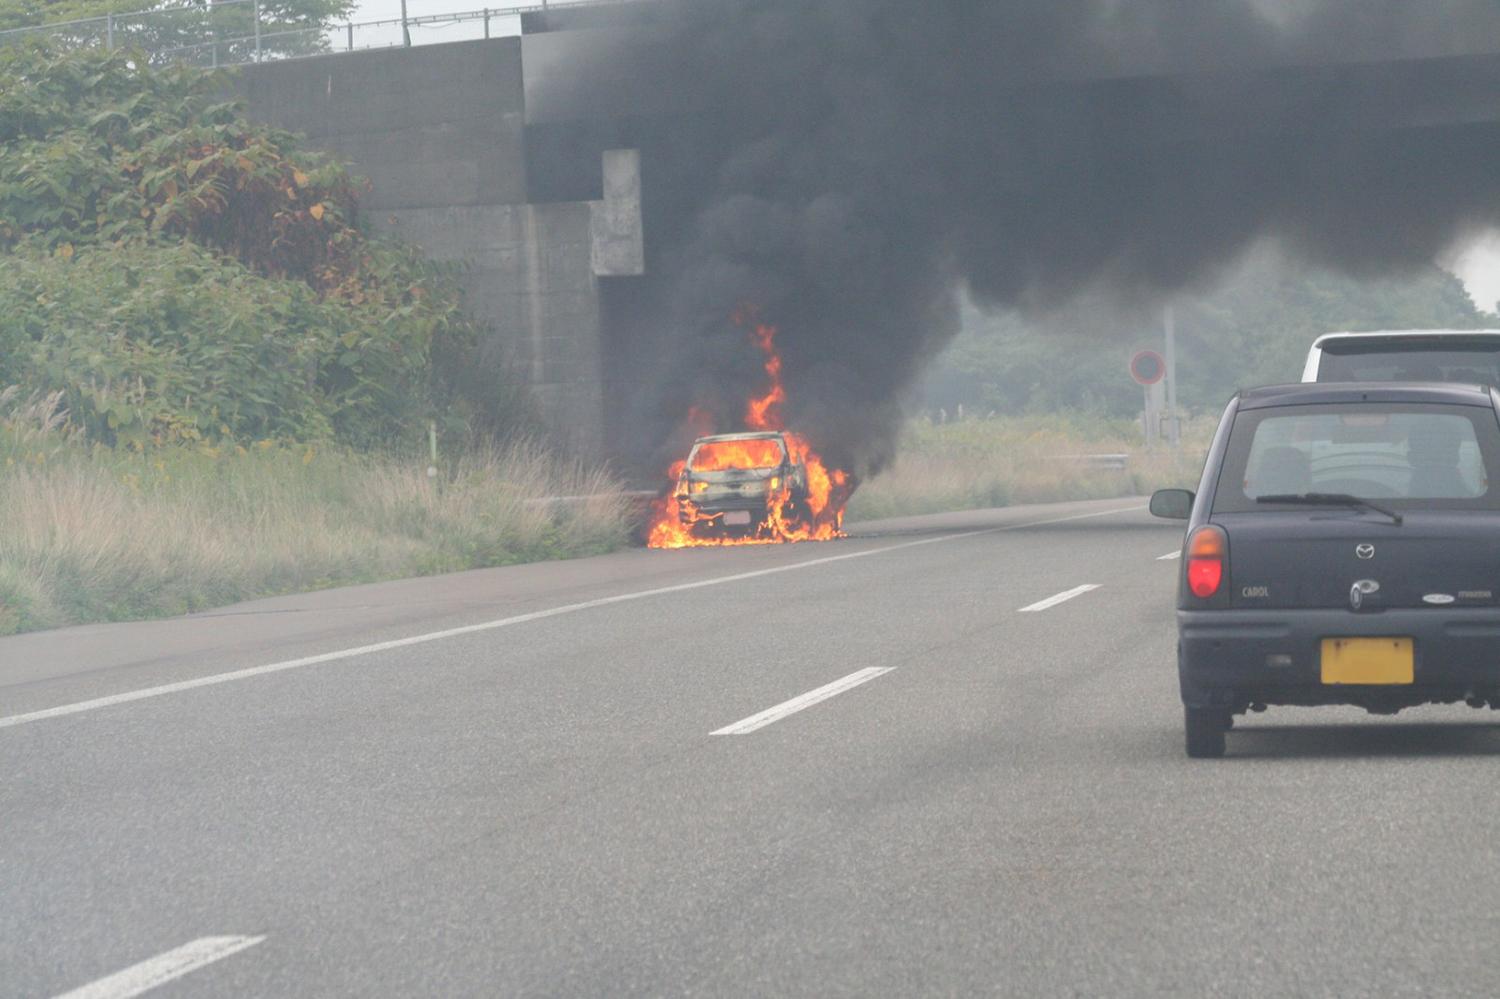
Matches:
[237,11,1500,463]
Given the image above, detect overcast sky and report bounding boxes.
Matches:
[1447,233,1500,314]
[352,0,485,23]
[347,1,1500,315]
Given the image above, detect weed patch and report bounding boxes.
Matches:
[848,414,1207,521]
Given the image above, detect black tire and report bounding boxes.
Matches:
[783,494,813,530]
[1184,706,1229,758]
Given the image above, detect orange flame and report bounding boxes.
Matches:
[745,322,785,431]
[690,438,786,471]
[647,316,854,549]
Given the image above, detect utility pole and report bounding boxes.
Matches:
[1163,304,1181,448]
[400,0,410,46]
[252,0,261,62]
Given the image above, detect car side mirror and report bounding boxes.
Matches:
[1149,488,1194,520]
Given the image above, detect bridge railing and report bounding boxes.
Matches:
[0,0,631,68]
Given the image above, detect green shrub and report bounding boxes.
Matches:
[0,237,483,446]
[0,43,511,450]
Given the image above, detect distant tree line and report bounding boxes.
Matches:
[922,248,1495,419]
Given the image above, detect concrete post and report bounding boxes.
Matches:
[590,150,645,276]
[1145,381,1166,447]
[1164,304,1181,447]
[106,13,113,50]
[253,0,261,62]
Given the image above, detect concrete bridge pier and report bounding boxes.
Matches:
[240,39,643,460]
[374,148,643,459]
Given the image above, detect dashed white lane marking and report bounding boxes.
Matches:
[1157,550,1182,560]
[54,936,265,999]
[712,667,895,735]
[0,504,1143,731]
[1018,583,1102,613]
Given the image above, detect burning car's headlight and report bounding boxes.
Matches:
[691,480,710,494]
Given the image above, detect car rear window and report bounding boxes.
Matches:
[1316,344,1500,384]
[1213,403,1500,513]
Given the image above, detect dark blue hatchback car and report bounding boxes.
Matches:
[1151,382,1500,757]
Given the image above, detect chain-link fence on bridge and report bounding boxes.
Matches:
[0,0,628,68]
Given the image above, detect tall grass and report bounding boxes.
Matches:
[847,413,1209,522]
[0,389,631,635]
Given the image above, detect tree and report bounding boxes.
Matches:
[0,0,357,62]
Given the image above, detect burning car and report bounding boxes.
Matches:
[646,316,854,548]
[673,431,819,535]
[650,427,852,547]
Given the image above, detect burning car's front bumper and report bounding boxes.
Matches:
[679,483,776,524]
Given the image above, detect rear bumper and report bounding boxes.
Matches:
[1178,607,1500,709]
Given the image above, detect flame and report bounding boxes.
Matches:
[647,316,854,549]
[744,321,785,431]
[689,438,786,471]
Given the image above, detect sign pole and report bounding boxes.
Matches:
[1164,304,1180,448]
[1149,381,1166,447]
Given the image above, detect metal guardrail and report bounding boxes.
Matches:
[525,489,656,507]
[1049,453,1131,470]
[0,0,633,68]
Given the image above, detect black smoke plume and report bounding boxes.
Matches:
[544,1,1500,475]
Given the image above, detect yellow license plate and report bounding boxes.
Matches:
[1320,637,1414,685]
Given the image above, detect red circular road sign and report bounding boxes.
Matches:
[1130,349,1166,386]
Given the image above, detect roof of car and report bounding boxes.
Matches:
[1311,329,1500,347]
[691,431,786,443]
[1238,382,1495,410]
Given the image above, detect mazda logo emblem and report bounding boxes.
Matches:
[1356,543,1375,560]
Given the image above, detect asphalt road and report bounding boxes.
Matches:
[5,497,1500,997]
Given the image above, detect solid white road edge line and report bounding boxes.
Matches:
[1,504,1143,731]
[712,666,895,735]
[1157,550,1182,560]
[54,935,265,999]
[1018,583,1102,613]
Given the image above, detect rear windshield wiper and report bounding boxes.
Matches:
[1254,492,1403,525]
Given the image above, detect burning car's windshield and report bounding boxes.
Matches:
[689,438,786,472]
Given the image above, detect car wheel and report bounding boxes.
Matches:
[1184,706,1229,758]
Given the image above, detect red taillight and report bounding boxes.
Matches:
[1187,557,1222,598]
[1186,526,1227,599]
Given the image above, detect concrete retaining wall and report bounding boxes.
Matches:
[240,39,529,210]
[239,38,641,458]
[374,202,606,457]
